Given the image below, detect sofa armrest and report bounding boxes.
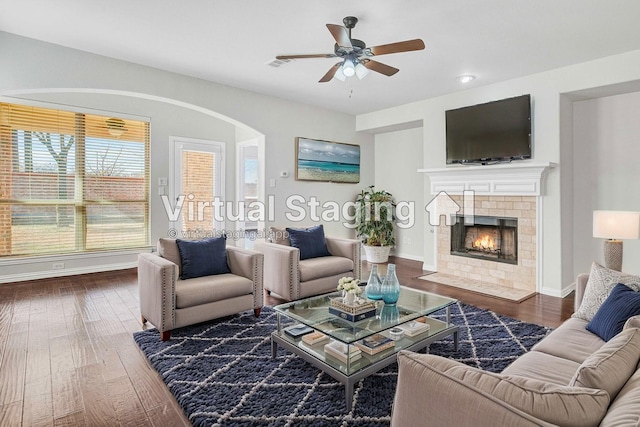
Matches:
[392,351,608,427]
[254,241,300,300]
[325,237,361,280]
[138,253,178,333]
[226,246,264,309]
[574,273,590,313]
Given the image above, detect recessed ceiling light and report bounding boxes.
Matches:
[456,75,476,84]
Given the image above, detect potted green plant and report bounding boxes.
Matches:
[355,185,396,263]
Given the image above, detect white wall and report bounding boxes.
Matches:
[357,48,640,296]
[374,127,425,262]
[0,31,374,282]
[572,91,640,275]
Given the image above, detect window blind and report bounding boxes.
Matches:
[0,102,150,257]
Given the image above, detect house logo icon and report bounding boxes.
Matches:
[425,191,475,226]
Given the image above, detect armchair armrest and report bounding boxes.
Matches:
[574,273,590,313]
[138,253,178,333]
[226,246,264,309]
[325,237,361,280]
[254,241,300,301]
[392,351,608,427]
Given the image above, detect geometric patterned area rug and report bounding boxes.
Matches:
[133,303,551,427]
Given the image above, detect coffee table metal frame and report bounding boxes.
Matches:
[271,287,459,411]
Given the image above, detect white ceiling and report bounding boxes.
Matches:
[2,0,640,115]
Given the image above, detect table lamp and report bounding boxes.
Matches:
[593,210,640,271]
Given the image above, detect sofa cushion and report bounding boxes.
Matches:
[443,359,609,427]
[569,327,640,401]
[299,256,354,282]
[599,365,640,427]
[175,274,253,309]
[587,283,640,341]
[502,351,582,385]
[531,317,604,364]
[573,262,640,322]
[158,238,182,274]
[268,226,291,246]
[176,236,231,280]
[624,314,640,330]
[287,225,331,260]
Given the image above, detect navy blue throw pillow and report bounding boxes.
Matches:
[175,236,230,280]
[586,283,640,341]
[286,225,331,260]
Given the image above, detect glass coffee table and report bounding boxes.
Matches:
[271,286,459,410]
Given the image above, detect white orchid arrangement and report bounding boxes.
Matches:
[337,276,362,294]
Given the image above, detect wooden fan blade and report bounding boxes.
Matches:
[326,24,352,48]
[369,39,425,56]
[364,60,399,76]
[276,54,336,60]
[319,63,342,82]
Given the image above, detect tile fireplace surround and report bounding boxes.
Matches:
[420,163,555,294]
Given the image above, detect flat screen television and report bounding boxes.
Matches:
[446,94,532,165]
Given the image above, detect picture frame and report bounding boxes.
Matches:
[295,137,360,183]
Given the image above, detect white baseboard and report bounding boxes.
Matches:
[391,252,424,263]
[422,263,437,272]
[0,262,137,284]
[540,282,575,298]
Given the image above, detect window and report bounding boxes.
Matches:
[0,102,150,257]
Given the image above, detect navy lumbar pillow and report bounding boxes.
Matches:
[586,283,640,341]
[175,236,231,280]
[286,224,331,260]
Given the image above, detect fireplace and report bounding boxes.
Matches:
[450,215,518,265]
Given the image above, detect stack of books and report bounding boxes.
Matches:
[355,333,395,355]
[329,298,376,322]
[324,340,362,363]
[397,319,431,337]
[284,324,314,338]
[301,331,329,346]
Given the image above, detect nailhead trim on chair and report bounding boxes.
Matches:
[160,261,176,332]
[290,250,299,300]
[253,254,264,309]
[353,243,361,280]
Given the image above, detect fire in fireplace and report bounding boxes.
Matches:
[450,215,518,264]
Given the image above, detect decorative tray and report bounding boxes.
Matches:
[329,297,376,315]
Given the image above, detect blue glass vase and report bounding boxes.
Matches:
[380,303,399,325]
[365,264,383,300]
[381,264,400,304]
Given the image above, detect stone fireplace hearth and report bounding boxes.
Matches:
[438,195,536,292]
[420,163,554,295]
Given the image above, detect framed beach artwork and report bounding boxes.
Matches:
[295,137,360,183]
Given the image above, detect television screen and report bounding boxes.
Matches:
[446,94,531,164]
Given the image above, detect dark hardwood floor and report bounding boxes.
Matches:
[0,257,574,426]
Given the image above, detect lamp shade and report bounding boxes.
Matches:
[593,210,640,240]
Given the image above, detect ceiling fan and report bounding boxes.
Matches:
[276,16,426,83]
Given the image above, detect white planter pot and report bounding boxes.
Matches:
[363,245,392,263]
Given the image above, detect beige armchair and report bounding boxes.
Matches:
[138,238,264,341]
[254,228,360,301]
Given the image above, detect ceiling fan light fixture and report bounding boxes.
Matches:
[456,74,476,84]
[355,62,369,79]
[342,58,355,77]
[334,65,347,81]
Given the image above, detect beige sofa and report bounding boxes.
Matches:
[138,238,264,341]
[391,273,640,427]
[254,228,360,301]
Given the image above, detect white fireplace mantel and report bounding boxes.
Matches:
[418,162,556,196]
